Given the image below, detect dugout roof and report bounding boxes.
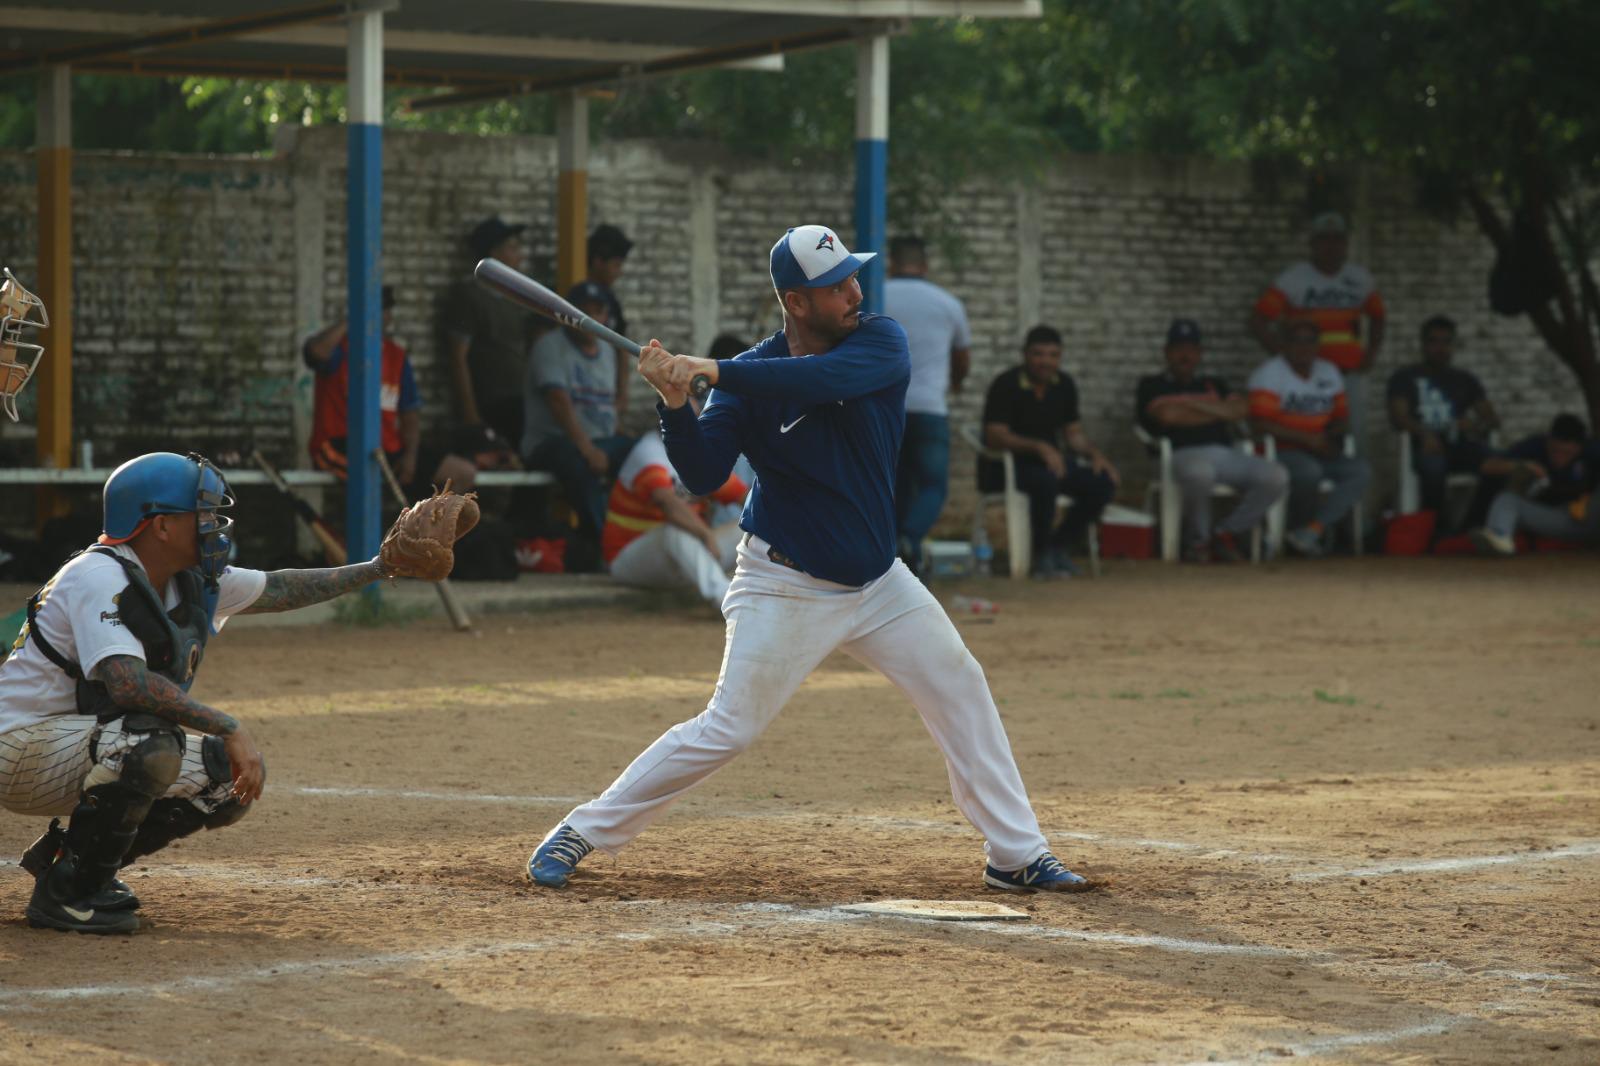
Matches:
[0,0,1041,104]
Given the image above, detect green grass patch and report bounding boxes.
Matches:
[332,593,434,628]
[1109,690,1145,700]
[1156,688,1196,699]
[1313,689,1358,706]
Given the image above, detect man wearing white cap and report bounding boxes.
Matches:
[525,225,1096,895]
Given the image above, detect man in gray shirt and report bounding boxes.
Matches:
[522,281,635,569]
[885,236,971,574]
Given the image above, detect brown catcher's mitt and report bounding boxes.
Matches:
[378,482,480,581]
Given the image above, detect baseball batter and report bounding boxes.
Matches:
[527,225,1093,893]
[0,452,472,933]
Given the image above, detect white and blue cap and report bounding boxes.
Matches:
[769,225,876,290]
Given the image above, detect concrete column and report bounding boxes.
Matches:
[1015,182,1043,335]
[287,128,329,556]
[35,65,71,502]
[557,92,589,292]
[345,7,383,562]
[853,34,888,313]
[688,170,720,360]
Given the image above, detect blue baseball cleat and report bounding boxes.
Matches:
[527,823,594,888]
[984,852,1095,893]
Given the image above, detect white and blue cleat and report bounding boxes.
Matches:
[527,823,594,888]
[983,852,1095,893]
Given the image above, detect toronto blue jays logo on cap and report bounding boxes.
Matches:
[769,224,877,290]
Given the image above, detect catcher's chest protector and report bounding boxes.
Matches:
[26,547,217,722]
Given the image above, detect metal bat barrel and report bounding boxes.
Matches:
[473,258,710,400]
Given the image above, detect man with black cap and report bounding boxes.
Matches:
[521,280,635,568]
[1136,319,1287,561]
[586,224,634,421]
[442,216,538,448]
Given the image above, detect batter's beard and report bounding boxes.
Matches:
[817,309,860,347]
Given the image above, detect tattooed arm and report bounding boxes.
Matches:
[90,655,265,801]
[240,559,389,615]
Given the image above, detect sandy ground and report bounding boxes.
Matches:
[2,556,1598,1064]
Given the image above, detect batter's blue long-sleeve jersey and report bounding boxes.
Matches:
[658,313,910,587]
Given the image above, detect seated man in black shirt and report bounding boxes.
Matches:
[981,325,1117,577]
[1136,319,1287,562]
[1471,413,1600,555]
[1386,314,1500,525]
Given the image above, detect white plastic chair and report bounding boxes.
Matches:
[1134,425,1264,563]
[960,425,1100,578]
[1396,431,1497,515]
[1263,435,1364,556]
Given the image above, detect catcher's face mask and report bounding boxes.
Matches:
[0,268,48,423]
[190,453,235,585]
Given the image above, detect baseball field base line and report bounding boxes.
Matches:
[1289,840,1600,880]
[1179,1018,1465,1066]
[836,899,1029,921]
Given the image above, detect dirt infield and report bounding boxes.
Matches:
[3,556,1598,1064]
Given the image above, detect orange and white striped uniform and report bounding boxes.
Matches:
[1254,261,1385,372]
[602,434,747,565]
[1247,355,1347,449]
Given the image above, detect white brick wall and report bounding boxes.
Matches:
[0,131,1565,536]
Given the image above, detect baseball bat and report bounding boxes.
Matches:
[373,448,474,633]
[251,450,347,566]
[473,258,712,400]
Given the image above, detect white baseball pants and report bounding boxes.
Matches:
[0,718,227,817]
[565,534,1052,870]
[608,523,742,605]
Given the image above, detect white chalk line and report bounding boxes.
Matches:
[1291,840,1600,881]
[288,784,1600,883]
[1186,1018,1465,1066]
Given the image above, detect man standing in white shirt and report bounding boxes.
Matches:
[885,236,972,575]
[0,452,441,933]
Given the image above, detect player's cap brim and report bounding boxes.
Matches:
[802,252,876,288]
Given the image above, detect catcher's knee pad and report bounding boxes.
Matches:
[54,727,183,898]
[120,737,261,866]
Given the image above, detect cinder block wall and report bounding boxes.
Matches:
[0,128,1566,537]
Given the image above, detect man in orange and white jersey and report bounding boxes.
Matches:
[602,430,747,603]
[1250,212,1386,450]
[1248,320,1372,557]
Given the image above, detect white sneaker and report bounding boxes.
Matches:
[1470,529,1515,556]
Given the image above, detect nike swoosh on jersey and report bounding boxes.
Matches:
[779,415,807,433]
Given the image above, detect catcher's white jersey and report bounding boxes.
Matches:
[0,546,263,736]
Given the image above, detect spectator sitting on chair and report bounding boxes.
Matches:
[1387,314,1500,528]
[886,235,972,576]
[521,280,635,570]
[444,216,537,448]
[1248,319,1371,557]
[587,224,635,423]
[1136,318,1287,562]
[303,284,421,484]
[1470,413,1600,555]
[603,425,748,604]
[980,325,1118,578]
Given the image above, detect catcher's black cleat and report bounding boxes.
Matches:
[20,820,139,911]
[26,874,140,935]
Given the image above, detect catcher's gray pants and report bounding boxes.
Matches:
[563,534,1053,871]
[1171,444,1288,547]
[1486,491,1600,542]
[0,717,230,818]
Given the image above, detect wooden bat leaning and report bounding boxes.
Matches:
[251,450,347,566]
[473,258,712,400]
[372,449,474,633]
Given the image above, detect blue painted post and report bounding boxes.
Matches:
[854,35,889,314]
[346,8,384,567]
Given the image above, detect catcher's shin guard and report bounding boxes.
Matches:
[49,728,182,900]
[121,737,260,866]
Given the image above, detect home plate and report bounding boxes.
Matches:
[837,900,1030,921]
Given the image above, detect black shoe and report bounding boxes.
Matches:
[21,819,139,911]
[26,875,140,935]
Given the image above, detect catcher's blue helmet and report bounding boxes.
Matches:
[101,452,234,581]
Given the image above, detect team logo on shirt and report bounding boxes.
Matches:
[815,232,836,252]
[99,593,123,628]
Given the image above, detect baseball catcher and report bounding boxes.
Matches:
[0,454,470,933]
[0,267,48,422]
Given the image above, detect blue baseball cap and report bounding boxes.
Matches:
[770,225,876,290]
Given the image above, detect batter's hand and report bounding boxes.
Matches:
[666,356,719,394]
[223,724,266,804]
[639,340,689,409]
